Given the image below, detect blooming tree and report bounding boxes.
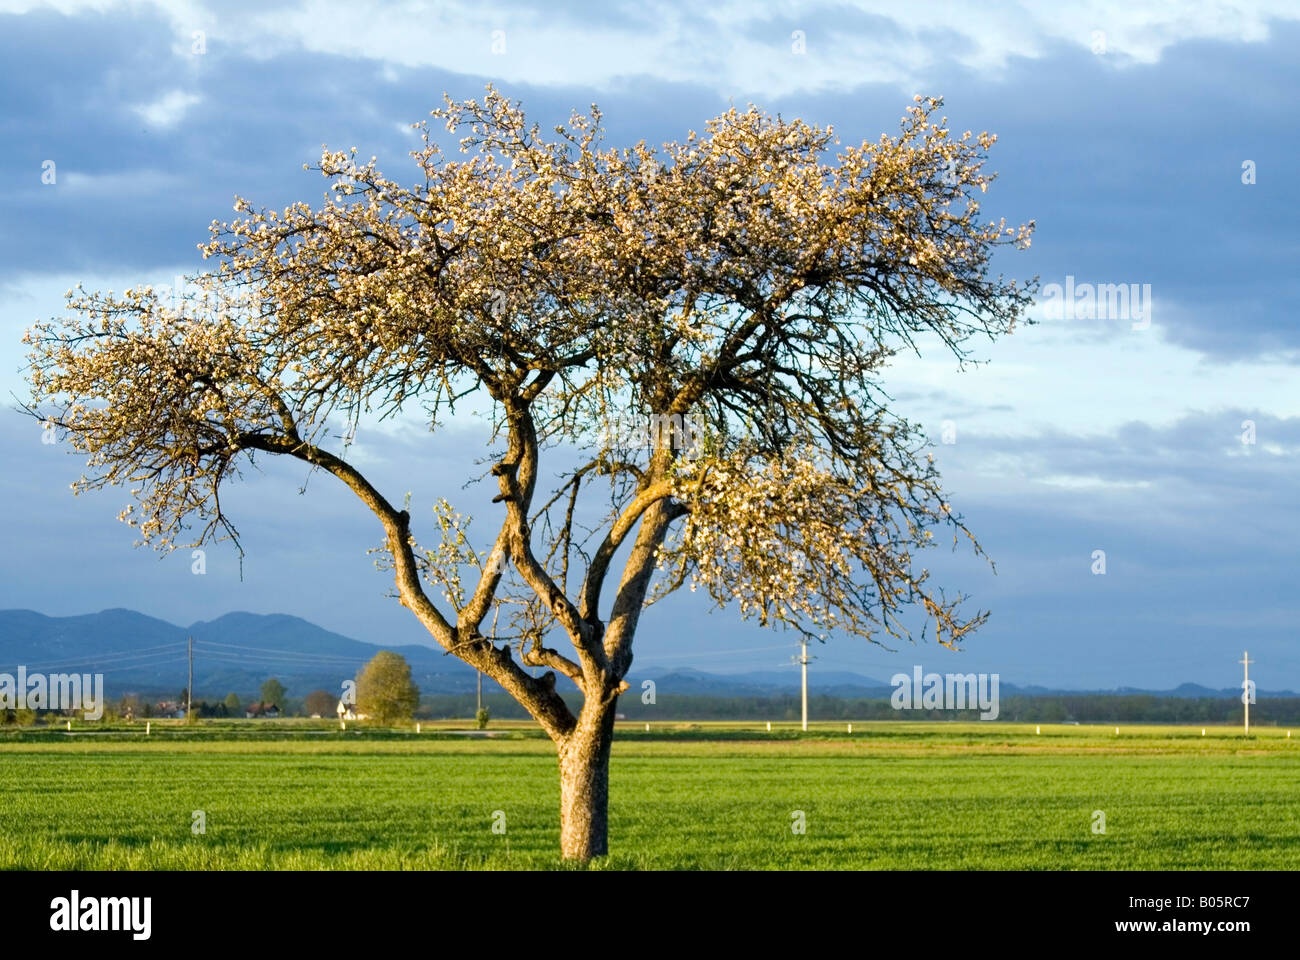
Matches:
[25,88,1034,860]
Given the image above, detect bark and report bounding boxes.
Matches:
[557,693,619,860]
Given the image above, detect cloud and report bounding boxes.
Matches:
[9,1,1300,99]
[187,0,1300,97]
[938,409,1300,496]
[59,169,188,194]
[3,3,1297,368]
[132,89,200,127]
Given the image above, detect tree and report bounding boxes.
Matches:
[259,678,286,707]
[304,689,336,717]
[223,691,241,715]
[24,88,1034,860]
[356,651,420,725]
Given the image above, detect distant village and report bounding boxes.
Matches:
[114,689,363,721]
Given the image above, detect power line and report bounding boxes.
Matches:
[20,642,188,669]
[193,652,363,669]
[193,640,372,663]
[192,652,368,669]
[631,643,798,664]
[22,649,188,670]
[194,638,370,656]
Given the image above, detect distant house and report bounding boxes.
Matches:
[244,702,281,719]
[154,700,184,719]
[336,699,368,721]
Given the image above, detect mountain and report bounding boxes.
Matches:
[636,666,895,697]
[0,608,482,699]
[634,667,1298,699]
[0,609,1294,700]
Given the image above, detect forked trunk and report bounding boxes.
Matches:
[557,697,618,860]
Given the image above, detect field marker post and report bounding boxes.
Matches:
[1240,650,1253,736]
[66,720,71,731]
[1114,727,1119,735]
[1036,726,1040,735]
[644,723,649,732]
[146,721,151,735]
[1202,729,1206,736]
[798,638,810,732]
[847,723,852,733]
[766,721,771,732]
[416,722,421,733]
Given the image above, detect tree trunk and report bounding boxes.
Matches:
[557,696,618,860]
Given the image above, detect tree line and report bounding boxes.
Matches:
[8,686,1293,726]
[418,692,1300,725]
[0,651,422,725]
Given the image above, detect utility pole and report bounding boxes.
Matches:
[187,635,194,723]
[1240,650,1254,736]
[798,638,810,732]
[476,669,482,715]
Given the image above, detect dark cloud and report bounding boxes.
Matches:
[5,9,1296,357]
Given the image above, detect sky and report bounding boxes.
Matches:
[1,0,1297,691]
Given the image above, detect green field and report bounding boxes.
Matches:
[1,721,1297,870]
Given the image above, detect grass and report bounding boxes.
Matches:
[1,721,1297,869]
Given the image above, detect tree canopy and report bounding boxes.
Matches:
[25,87,1035,858]
[356,652,420,725]
[259,678,286,707]
[304,689,337,717]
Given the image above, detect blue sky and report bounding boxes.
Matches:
[2,0,1298,690]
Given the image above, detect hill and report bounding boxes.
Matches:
[1,609,1294,700]
[0,608,475,699]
